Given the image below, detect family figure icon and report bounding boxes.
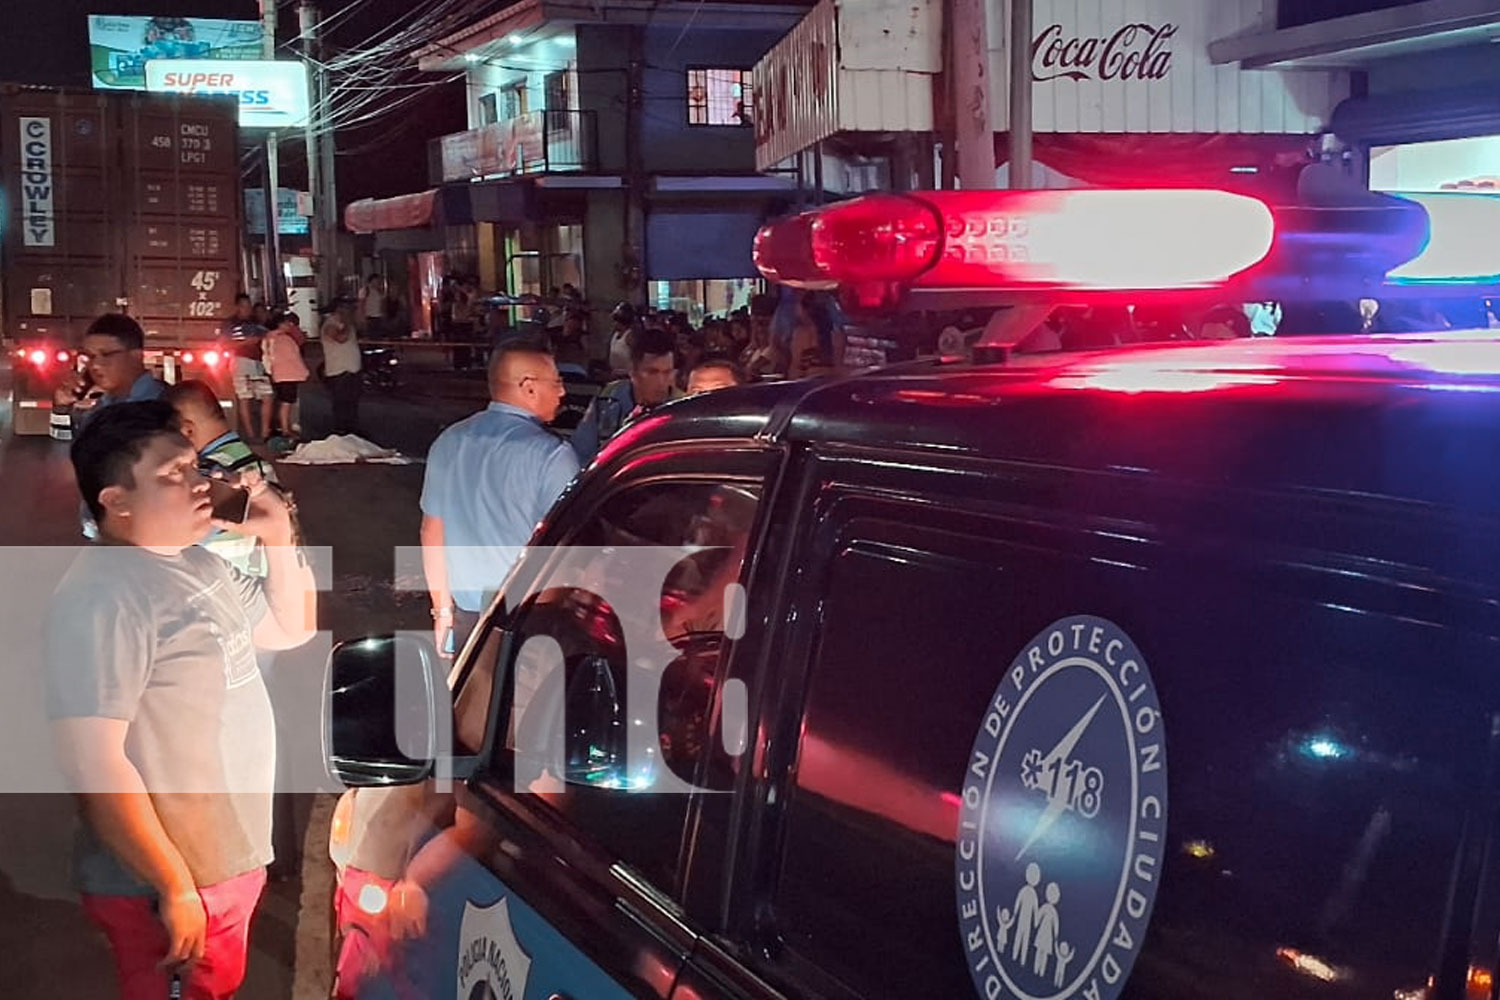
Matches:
[996,863,1077,988]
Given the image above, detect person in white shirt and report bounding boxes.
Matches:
[320,298,362,436]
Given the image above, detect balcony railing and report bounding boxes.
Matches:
[430,110,597,186]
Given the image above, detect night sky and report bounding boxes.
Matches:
[3,0,466,202]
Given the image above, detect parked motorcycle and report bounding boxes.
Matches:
[360,346,400,393]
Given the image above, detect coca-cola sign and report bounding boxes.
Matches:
[1031,22,1177,83]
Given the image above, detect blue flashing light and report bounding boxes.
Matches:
[1388,191,1500,285]
[1303,736,1351,761]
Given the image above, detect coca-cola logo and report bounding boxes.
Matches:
[1031,22,1177,83]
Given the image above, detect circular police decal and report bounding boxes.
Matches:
[956,616,1167,1000]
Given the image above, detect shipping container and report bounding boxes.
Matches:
[1,86,243,434]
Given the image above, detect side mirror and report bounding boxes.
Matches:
[324,634,445,788]
[563,654,636,788]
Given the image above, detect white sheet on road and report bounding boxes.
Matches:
[278,434,416,466]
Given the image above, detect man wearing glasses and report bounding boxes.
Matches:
[52,314,168,440]
[420,340,580,654]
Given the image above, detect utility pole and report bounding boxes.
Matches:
[949,0,995,190]
[1008,0,1034,188]
[298,1,329,307]
[260,0,284,306]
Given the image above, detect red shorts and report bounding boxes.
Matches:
[81,868,266,1000]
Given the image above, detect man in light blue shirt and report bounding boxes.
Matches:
[51,314,169,537]
[421,340,580,654]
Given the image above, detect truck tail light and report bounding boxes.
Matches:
[755,189,1276,293]
[55,350,70,364]
[203,350,222,368]
[182,352,195,364]
[28,349,49,367]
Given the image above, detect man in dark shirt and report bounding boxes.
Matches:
[571,327,680,465]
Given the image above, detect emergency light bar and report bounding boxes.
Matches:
[753,189,1276,296]
[1387,191,1500,285]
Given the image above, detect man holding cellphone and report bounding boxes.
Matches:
[51,314,168,438]
[46,401,317,999]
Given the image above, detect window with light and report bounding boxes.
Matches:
[687,68,752,127]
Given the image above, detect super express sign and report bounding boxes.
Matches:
[145,59,309,129]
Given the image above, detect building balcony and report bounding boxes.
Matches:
[429,110,597,186]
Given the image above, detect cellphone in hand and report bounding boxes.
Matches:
[207,477,251,524]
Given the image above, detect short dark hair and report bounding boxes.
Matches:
[486,337,554,384]
[163,379,226,425]
[690,357,747,385]
[86,313,145,351]
[631,327,677,366]
[71,401,186,523]
[234,293,252,306]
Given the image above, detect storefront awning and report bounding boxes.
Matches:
[1209,0,1500,70]
[1332,83,1500,146]
[344,186,474,234]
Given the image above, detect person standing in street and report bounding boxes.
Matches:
[47,400,316,1000]
[51,314,168,441]
[163,379,277,577]
[421,340,579,655]
[52,314,170,537]
[571,326,679,465]
[686,357,748,395]
[223,294,273,443]
[320,299,363,436]
[263,310,310,443]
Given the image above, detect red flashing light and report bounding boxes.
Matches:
[182,352,196,364]
[203,350,222,368]
[755,189,1275,293]
[755,195,941,289]
[55,350,70,364]
[28,349,48,367]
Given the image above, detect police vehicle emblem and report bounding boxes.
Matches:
[456,897,532,1000]
[956,616,1167,1000]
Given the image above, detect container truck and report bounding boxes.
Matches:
[2,85,243,435]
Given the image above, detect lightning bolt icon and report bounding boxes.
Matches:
[1015,694,1107,861]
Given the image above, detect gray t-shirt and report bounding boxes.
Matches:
[46,543,274,894]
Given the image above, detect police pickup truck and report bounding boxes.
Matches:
[323,186,1500,1000]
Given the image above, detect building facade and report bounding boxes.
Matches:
[755,0,1354,196]
[346,0,812,330]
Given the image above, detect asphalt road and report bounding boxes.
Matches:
[0,364,486,998]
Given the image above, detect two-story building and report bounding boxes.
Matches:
[344,0,811,330]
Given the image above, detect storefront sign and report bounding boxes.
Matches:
[87,15,262,91]
[245,187,311,236]
[145,59,310,129]
[439,113,547,183]
[1031,23,1178,83]
[993,0,1348,133]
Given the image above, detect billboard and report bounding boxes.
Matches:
[146,60,311,129]
[88,15,262,91]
